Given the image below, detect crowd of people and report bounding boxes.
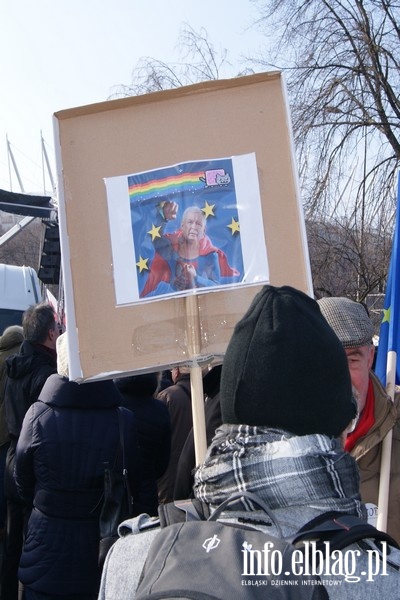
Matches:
[0,285,399,598]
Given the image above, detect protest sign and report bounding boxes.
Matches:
[54,71,312,383]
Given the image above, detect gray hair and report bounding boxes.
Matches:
[22,302,56,344]
[181,206,206,226]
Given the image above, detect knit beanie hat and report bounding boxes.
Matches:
[56,332,69,378]
[220,285,356,437]
[317,297,374,348]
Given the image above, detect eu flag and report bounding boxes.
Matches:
[375,173,400,387]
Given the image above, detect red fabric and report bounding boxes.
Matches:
[141,252,172,297]
[345,379,375,452]
[141,230,239,297]
[33,343,57,361]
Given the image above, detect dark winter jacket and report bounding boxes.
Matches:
[174,365,222,499]
[14,374,142,596]
[5,340,57,439]
[4,340,57,500]
[156,373,192,503]
[115,374,171,516]
[0,325,24,446]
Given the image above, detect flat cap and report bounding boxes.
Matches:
[317,297,374,348]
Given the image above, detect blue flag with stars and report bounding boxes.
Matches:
[375,173,400,387]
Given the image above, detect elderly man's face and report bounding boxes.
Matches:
[345,345,375,413]
[181,211,205,242]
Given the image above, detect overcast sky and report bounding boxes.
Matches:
[0,0,266,195]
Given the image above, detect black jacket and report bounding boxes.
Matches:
[4,340,57,500]
[5,340,57,439]
[15,374,142,595]
[115,374,171,516]
[157,374,193,503]
[174,365,222,500]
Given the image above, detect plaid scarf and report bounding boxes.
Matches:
[193,424,364,520]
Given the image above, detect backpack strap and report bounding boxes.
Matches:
[208,490,283,536]
[159,491,282,533]
[158,498,210,527]
[290,512,399,551]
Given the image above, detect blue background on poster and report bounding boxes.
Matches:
[129,158,244,298]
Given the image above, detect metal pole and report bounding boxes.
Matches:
[7,136,25,193]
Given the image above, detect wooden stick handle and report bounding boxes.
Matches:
[185,294,207,465]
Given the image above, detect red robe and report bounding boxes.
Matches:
[141,231,239,298]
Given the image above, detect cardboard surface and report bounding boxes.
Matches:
[54,71,312,381]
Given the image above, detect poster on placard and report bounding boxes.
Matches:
[105,153,268,306]
[54,72,312,382]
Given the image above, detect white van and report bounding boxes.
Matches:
[0,263,43,334]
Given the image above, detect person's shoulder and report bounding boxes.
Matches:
[31,348,57,375]
[371,371,400,413]
[159,381,190,407]
[5,342,32,375]
[118,405,134,417]
[31,361,57,390]
[25,399,50,422]
[370,370,387,394]
[117,405,140,429]
[142,397,170,423]
[157,385,177,403]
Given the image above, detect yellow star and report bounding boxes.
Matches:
[147,224,161,241]
[201,201,215,218]
[136,256,149,273]
[227,217,240,235]
[382,306,391,324]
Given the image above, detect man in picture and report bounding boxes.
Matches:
[141,201,239,297]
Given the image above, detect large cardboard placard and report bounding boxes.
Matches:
[54,71,312,382]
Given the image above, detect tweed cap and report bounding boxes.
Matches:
[317,297,374,348]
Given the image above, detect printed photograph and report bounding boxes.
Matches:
[129,158,243,299]
[105,153,269,306]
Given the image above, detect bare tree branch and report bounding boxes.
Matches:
[251,0,400,221]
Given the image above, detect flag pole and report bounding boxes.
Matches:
[376,350,395,532]
[375,172,400,532]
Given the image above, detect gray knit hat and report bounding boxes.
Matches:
[317,297,374,348]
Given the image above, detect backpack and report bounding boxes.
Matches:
[135,491,398,600]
